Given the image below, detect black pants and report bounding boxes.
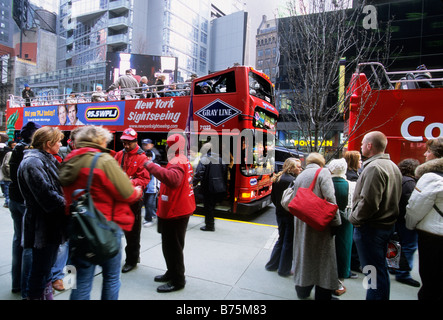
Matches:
[124,200,143,265]
[158,216,190,287]
[28,244,59,299]
[417,230,443,300]
[203,193,224,228]
[295,285,332,300]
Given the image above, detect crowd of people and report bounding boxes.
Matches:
[19,70,192,107]
[266,132,443,300]
[1,123,442,301]
[1,122,197,300]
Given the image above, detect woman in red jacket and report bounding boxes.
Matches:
[59,125,142,300]
[144,133,195,293]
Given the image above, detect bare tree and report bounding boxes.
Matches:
[277,0,392,160]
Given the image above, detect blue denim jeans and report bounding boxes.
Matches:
[265,212,294,276]
[51,241,70,281]
[70,231,123,300]
[2,181,11,205]
[144,193,157,222]
[9,199,33,298]
[395,220,418,280]
[353,224,394,300]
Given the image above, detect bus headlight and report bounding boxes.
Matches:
[240,191,255,200]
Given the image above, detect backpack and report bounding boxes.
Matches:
[204,160,227,194]
[1,152,10,177]
[68,153,121,264]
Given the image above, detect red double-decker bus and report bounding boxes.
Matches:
[346,62,443,164]
[5,66,278,215]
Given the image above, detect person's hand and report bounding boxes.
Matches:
[135,186,143,199]
[143,160,153,168]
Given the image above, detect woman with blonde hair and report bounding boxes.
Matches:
[266,157,302,277]
[17,126,66,299]
[291,152,341,300]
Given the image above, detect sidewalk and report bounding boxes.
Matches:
[0,203,420,301]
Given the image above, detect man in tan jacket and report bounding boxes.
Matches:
[349,131,402,300]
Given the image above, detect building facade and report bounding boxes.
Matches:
[255,15,278,84]
[13,0,248,96]
[272,0,443,154]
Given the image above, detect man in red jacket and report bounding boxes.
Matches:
[144,133,195,292]
[115,128,150,273]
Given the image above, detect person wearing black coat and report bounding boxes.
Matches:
[192,143,227,232]
[17,127,66,300]
[265,158,302,277]
[21,84,35,107]
[9,121,41,298]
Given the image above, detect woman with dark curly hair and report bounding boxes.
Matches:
[424,137,443,161]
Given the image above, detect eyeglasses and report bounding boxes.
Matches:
[122,141,136,146]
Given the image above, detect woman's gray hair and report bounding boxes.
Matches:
[75,125,114,145]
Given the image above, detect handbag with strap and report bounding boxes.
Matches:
[281,180,296,211]
[288,168,339,231]
[69,152,121,265]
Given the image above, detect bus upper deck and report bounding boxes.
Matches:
[5,66,279,215]
[347,62,443,164]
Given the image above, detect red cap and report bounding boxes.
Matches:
[121,128,137,141]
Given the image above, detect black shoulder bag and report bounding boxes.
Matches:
[69,152,121,265]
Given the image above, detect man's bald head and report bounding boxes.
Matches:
[362,131,387,157]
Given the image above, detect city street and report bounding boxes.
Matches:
[0,199,421,306]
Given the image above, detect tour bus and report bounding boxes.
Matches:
[346,62,443,164]
[5,66,278,215]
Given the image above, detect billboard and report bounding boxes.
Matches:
[6,97,189,133]
[105,52,178,88]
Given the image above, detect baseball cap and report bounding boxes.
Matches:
[142,138,153,145]
[121,128,137,141]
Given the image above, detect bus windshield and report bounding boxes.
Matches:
[249,71,274,104]
[253,107,277,130]
[241,131,275,176]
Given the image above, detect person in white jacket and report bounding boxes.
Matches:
[406,155,443,300]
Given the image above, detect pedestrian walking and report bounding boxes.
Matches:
[192,142,228,231]
[114,128,150,273]
[59,125,143,300]
[9,121,41,298]
[143,133,196,293]
[265,157,301,277]
[349,131,402,300]
[405,138,443,300]
[17,127,66,300]
[291,153,341,300]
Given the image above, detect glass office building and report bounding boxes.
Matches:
[16,0,239,95]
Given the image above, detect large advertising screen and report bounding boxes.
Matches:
[105,52,178,88]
